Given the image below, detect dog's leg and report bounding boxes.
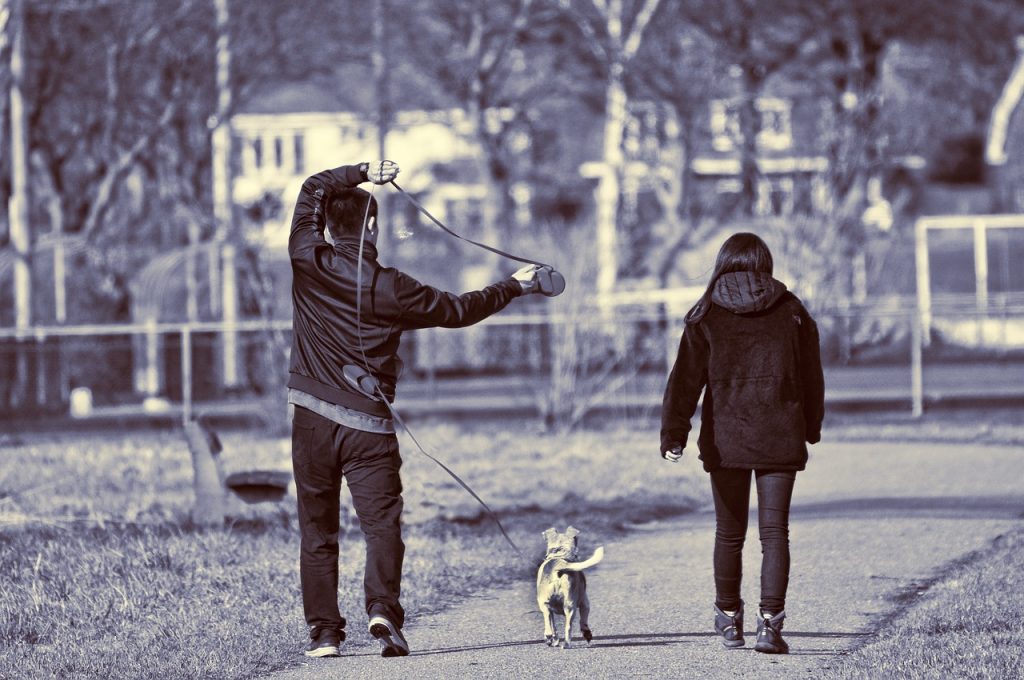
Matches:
[538,601,557,646]
[579,589,593,644]
[561,602,575,649]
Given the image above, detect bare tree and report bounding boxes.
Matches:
[397,0,540,246]
[556,0,663,296]
[630,14,731,285]
[800,0,1018,302]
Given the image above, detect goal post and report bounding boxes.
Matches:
[915,213,1024,342]
[913,213,1024,416]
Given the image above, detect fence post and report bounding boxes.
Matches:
[665,312,677,376]
[35,329,46,409]
[426,327,436,401]
[181,326,193,427]
[914,218,932,346]
[910,308,923,418]
[144,316,162,397]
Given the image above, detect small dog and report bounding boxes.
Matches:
[536,526,604,648]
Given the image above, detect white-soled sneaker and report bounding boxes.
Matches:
[368,615,410,657]
[303,628,343,657]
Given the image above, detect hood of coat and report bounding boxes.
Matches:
[711,271,787,314]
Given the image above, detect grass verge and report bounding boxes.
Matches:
[827,526,1024,679]
[0,424,705,679]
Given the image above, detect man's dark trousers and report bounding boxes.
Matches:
[291,405,406,637]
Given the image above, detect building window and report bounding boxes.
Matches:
[625,102,668,164]
[757,177,795,216]
[811,175,831,214]
[710,98,793,152]
[756,100,793,151]
[293,134,305,175]
[711,101,741,152]
[274,137,284,168]
[444,198,483,227]
[252,137,263,169]
[713,178,744,219]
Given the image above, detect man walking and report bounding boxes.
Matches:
[287,160,545,658]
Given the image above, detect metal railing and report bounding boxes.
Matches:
[2,295,1023,424]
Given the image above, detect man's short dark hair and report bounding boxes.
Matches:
[325,187,378,240]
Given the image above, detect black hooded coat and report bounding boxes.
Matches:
[660,271,825,472]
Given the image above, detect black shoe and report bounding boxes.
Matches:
[754,610,789,654]
[369,614,410,657]
[713,601,745,648]
[304,627,343,658]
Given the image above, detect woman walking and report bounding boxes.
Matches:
[660,232,825,654]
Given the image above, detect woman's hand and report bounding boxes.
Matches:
[662,445,684,463]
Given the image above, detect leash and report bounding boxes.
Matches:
[352,164,523,558]
[388,181,566,297]
[388,181,550,268]
[380,397,523,555]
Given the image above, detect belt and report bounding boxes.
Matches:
[288,388,395,434]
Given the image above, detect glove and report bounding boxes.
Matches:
[662,445,684,463]
[363,160,399,185]
[511,264,543,294]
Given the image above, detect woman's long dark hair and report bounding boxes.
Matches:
[684,232,774,325]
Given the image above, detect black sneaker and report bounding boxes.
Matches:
[713,601,745,648]
[304,628,343,658]
[368,614,410,657]
[754,610,789,654]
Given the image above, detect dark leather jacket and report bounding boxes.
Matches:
[287,164,523,417]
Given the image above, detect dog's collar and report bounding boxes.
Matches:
[542,549,576,563]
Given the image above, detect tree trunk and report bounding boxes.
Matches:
[7,0,31,410]
[737,65,763,215]
[211,0,238,389]
[372,0,392,251]
[185,417,227,527]
[827,21,884,303]
[596,60,627,295]
[468,80,503,254]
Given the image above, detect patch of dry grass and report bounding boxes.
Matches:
[0,424,703,679]
[826,527,1024,679]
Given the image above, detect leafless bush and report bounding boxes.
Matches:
[508,221,651,432]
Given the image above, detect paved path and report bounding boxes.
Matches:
[269,441,1024,679]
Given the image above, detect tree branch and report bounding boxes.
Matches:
[81,87,180,240]
[478,0,534,82]
[622,0,662,59]
[559,0,610,65]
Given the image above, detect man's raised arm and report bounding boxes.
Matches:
[288,161,399,257]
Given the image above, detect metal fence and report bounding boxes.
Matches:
[2,295,1023,426]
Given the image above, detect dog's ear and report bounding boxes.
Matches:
[542,528,558,541]
[565,526,580,538]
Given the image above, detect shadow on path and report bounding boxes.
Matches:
[792,495,1024,520]
[401,630,874,657]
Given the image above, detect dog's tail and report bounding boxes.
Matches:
[558,546,604,574]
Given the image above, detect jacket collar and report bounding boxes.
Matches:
[333,236,379,261]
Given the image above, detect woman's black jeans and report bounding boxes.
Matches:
[710,468,796,615]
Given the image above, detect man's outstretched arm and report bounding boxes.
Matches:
[387,264,542,330]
